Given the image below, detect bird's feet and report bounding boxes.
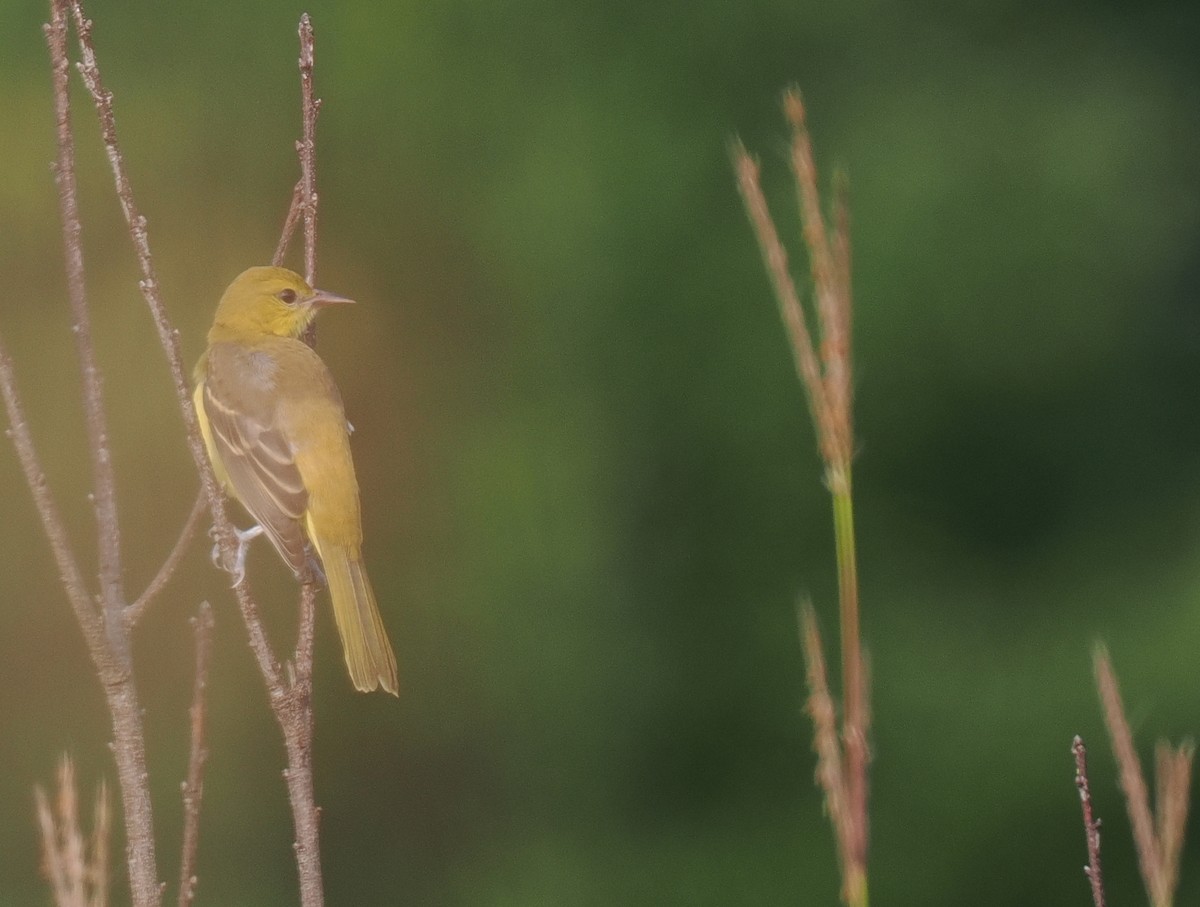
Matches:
[210,523,265,586]
[302,547,327,588]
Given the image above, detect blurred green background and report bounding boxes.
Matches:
[2,0,1200,904]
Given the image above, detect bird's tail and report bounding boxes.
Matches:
[321,546,398,695]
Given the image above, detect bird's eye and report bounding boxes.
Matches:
[278,288,298,305]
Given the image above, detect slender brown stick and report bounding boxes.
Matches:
[282,578,323,905]
[177,602,214,907]
[41,6,162,903]
[127,491,206,625]
[47,0,124,648]
[272,180,305,267]
[282,17,325,903]
[1073,736,1107,907]
[298,14,320,289]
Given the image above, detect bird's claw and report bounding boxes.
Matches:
[210,524,265,586]
[303,546,327,588]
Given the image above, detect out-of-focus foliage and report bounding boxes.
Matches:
[2,0,1200,904]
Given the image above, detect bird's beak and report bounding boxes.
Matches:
[306,289,356,308]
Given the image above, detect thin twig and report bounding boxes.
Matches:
[127,491,206,625]
[298,13,320,289]
[43,10,165,903]
[47,0,125,647]
[1073,736,1107,907]
[282,578,323,906]
[272,180,305,267]
[177,602,214,907]
[283,17,326,904]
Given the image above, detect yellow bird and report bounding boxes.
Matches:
[194,266,398,695]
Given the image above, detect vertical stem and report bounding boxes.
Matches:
[1074,736,1108,907]
[47,0,125,647]
[832,481,861,757]
[177,601,214,906]
[298,14,319,289]
[286,18,324,905]
[44,5,159,903]
[102,673,162,907]
[282,711,323,906]
[281,579,323,907]
[832,477,867,907]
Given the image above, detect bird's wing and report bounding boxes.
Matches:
[200,344,309,574]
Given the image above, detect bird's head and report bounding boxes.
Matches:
[210,266,354,340]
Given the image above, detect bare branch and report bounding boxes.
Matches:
[127,491,206,625]
[272,180,305,267]
[281,19,326,904]
[177,602,214,907]
[47,0,125,638]
[281,578,324,906]
[36,6,165,904]
[1073,736,1107,907]
[298,13,320,289]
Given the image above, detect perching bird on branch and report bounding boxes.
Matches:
[194,266,398,695]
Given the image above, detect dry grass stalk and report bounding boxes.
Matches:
[1093,644,1193,907]
[800,605,864,903]
[35,757,110,907]
[735,88,868,906]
